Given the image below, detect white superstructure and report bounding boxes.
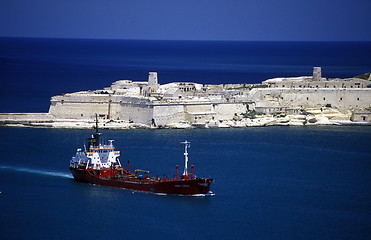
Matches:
[70,132,121,170]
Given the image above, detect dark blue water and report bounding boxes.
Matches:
[1,38,371,239]
[1,126,370,239]
[1,37,371,112]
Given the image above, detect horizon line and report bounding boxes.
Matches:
[1,36,371,43]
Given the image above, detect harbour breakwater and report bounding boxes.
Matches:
[1,69,370,129]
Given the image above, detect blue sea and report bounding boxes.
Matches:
[0,126,370,240]
[1,38,371,239]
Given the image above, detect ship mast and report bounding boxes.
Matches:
[88,114,101,150]
[95,113,99,133]
[181,140,190,177]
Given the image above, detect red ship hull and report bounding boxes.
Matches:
[70,167,214,196]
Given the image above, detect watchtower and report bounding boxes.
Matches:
[148,72,159,93]
[313,67,322,81]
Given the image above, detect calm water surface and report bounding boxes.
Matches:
[0,126,370,239]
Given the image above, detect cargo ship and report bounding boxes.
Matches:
[69,121,214,196]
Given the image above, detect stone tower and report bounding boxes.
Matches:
[313,67,322,81]
[148,72,159,93]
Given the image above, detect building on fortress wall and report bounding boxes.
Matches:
[254,67,371,114]
[264,77,369,89]
[45,68,371,127]
[249,88,370,113]
[48,72,252,127]
[49,94,155,124]
[2,68,370,128]
[263,67,370,89]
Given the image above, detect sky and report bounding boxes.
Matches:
[0,0,371,41]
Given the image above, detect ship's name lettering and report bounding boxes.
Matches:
[175,185,190,188]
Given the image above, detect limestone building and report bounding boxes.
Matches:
[255,67,371,115]
[48,72,252,127]
[2,68,369,128]
[47,68,371,126]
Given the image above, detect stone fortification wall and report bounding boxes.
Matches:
[275,79,368,89]
[49,94,154,123]
[264,77,370,89]
[213,102,248,121]
[351,109,371,122]
[205,83,249,90]
[3,70,371,128]
[49,99,111,119]
[152,102,250,126]
[48,88,263,127]
[0,113,54,121]
[153,104,186,126]
[0,113,54,126]
[184,104,215,123]
[249,88,371,111]
[116,103,154,124]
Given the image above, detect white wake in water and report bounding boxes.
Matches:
[0,165,73,179]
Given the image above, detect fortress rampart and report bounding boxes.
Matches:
[48,94,251,126]
[249,88,370,111]
[1,68,370,128]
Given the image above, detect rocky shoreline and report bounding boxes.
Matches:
[1,107,369,129]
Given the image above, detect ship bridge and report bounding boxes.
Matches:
[87,140,121,169]
[70,138,121,170]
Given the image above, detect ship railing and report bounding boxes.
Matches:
[69,161,79,168]
[90,144,115,150]
[70,160,89,168]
